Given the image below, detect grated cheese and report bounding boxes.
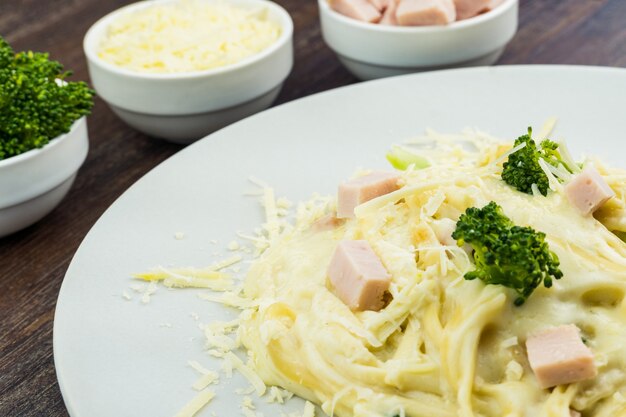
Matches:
[198,290,256,309]
[242,396,255,409]
[210,255,243,270]
[224,352,266,396]
[133,256,242,290]
[537,116,557,139]
[98,0,282,73]
[192,370,219,391]
[236,385,257,395]
[174,389,215,417]
[141,281,158,304]
[504,360,524,382]
[262,186,280,241]
[265,386,286,404]
[188,360,211,375]
[500,336,518,349]
[302,401,316,417]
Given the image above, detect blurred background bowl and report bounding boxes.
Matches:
[83,0,294,144]
[319,0,518,80]
[0,117,89,238]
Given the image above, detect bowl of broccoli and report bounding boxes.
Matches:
[0,36,94,238]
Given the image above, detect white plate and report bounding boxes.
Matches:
[54,65,626,417]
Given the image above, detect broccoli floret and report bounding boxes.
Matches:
[0,35,94,161]
[452,201,563,306]
[0,36,12,67]
[501,128,573,196]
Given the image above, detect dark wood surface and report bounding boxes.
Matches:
[0,0,625,415]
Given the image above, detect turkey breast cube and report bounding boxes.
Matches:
[380,0,399,24]
[453,0,490,20]
[396,0,456,26]
[329,0,382,22]
[565,166,615,215]
[525,324,597,389]
[337,171,400,218]
[367,0,390,12]
[327,240,391,311]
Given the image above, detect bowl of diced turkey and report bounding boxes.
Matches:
[318,0,518,79]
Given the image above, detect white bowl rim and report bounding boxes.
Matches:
[319,0,517,33]
[0,117,86,169]
[83,0,294,80]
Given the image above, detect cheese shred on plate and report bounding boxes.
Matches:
[98,0,281,73]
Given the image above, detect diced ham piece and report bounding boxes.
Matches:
[570,410,581,417]
[367,0,390,12]
[453,0,490,20]
[486,0,504,11]
[396,0,456,26]
[525,324,597,389]
[337,171,400,218]
[327,240,391,311]
[565,166,615,216]
[329,0,382,22]
[380,0,399,24]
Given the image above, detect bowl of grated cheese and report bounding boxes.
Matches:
[83,0,293,144]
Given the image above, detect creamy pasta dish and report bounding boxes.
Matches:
[236,127,626,417]
[140,125,626,417]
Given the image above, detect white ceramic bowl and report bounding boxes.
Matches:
[319,0,518,80]
[0,117,89,238]
[83,0,294,144]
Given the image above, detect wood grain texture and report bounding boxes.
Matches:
[0,0,624,416]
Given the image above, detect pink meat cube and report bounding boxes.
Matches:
[565,166,615,215]
[396,0,456,26]
[453,0,490,20]
[329,0,382,22]
[337,171,400,218]
[367,0,390,12]
[380,0,399,24]
[570,410,581,417]
[486,0,504,11]
[327,240,391,311]
[526,324,597,389]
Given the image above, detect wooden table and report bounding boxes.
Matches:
[1,0,624,415]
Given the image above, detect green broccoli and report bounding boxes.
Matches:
[501,128,575,196]
[0,36,94,161]
[452,201,563,306]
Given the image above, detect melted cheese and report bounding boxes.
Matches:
[98,0,281,73]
